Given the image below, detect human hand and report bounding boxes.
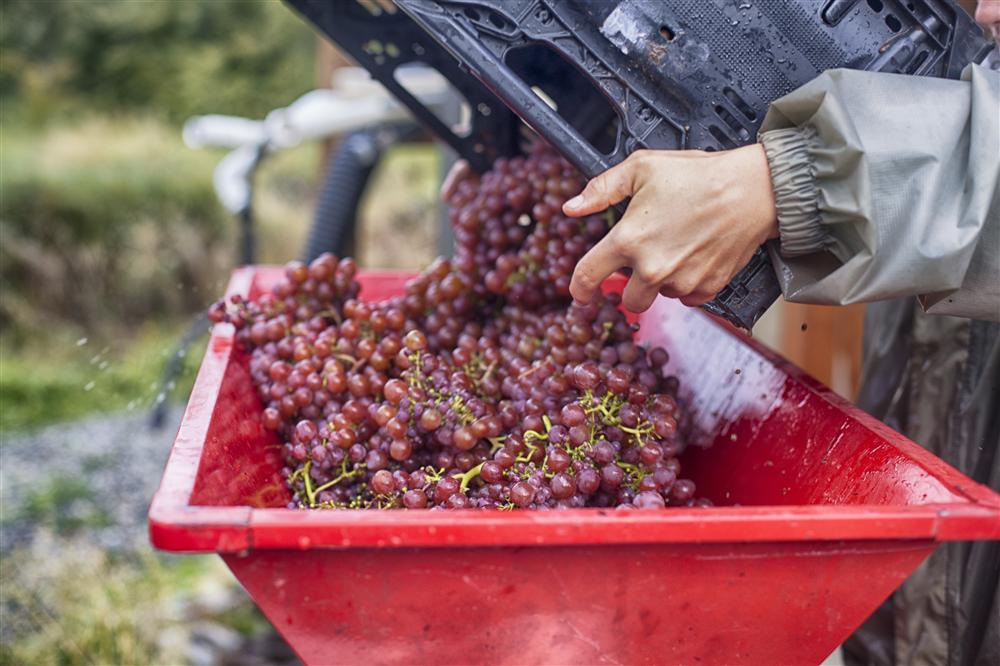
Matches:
[977,0,1000,32]
[562,145,778,312]
[440,159,473,202]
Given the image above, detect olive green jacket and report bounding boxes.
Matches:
[758,64,999,666]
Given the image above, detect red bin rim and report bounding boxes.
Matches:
[149,268,1000,553]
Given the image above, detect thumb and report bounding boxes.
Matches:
[562,157,640,217]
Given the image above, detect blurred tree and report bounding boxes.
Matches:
[0,0,319,341]
[0,0,314,123]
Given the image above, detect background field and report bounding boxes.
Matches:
[1,2,440,662]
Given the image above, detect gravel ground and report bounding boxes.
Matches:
[1,405,185,553]
[1,406,301,665]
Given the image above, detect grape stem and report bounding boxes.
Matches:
[620,422,655,447]
[315,308,343,325]
[516,439,541,463]
[452,462,485,493]
[422,466,445,483]
[302,461,316,506]
[449,395,476,425]
[308,459,365,506]
[615,460,647,491]
[480,359,499,384]
[599,321,613,343]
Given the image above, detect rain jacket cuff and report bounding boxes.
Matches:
[759,126,829,258]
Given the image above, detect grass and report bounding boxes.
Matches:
[0,323,206,432]
[19,476,113,535]
[0,536,262,666]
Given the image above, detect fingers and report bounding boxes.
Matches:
[570,234,627,304]
[621,275,660,313]
[562,157,641,217]
[678,292,715,307]
[660,280,718,307]
[440,159,472,202]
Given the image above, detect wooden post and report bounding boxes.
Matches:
[776,302,866,400]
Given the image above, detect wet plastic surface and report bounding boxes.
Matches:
[284,0,992,330]
[149,268,1000,665]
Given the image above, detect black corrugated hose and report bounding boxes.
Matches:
[302,129,382,262]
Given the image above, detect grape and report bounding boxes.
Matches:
[670,479,697,503]
[434,476,460,504]
[572,362,601,390]
[593,441,616,466]
[208,144,703,511]
[550,473,576,499]
[639,443,664,466]
[510,481,536,507]
[577,468,601,495]
[480,461,503,483]
[634,491,666,509]
[403,489,429,509]
[560,402,586,427]
[262,407,281,430]
[372,470,395,494]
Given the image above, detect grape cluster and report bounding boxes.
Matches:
[209,144,708,510]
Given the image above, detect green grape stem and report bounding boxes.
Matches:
[452,462,485,493]
[307,459,365,507]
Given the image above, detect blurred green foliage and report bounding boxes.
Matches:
[0,118,229,340]
[0,0,315,125]
[0,0,424,435]
[0,5,318,660]
[20,476,113,535]
[0,324,205,431]
[0,0,321,347]
[0,538,257,665]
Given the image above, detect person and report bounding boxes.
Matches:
[443,4,998,664]
[556,4,998,665]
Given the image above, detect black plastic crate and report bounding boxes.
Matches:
[285,0,991,329]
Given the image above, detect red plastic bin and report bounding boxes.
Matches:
[149,268,1000,666]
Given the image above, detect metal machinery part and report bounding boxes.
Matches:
[285,0,991,329]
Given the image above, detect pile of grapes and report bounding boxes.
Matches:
[209,144,706,510]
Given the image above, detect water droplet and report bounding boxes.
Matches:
[76,337,89,347]
[98,361,109,371]
[83,381,96,391]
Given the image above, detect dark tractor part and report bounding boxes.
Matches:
[285,0,991,329]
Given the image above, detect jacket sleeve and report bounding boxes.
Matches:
[757,64,999,322]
